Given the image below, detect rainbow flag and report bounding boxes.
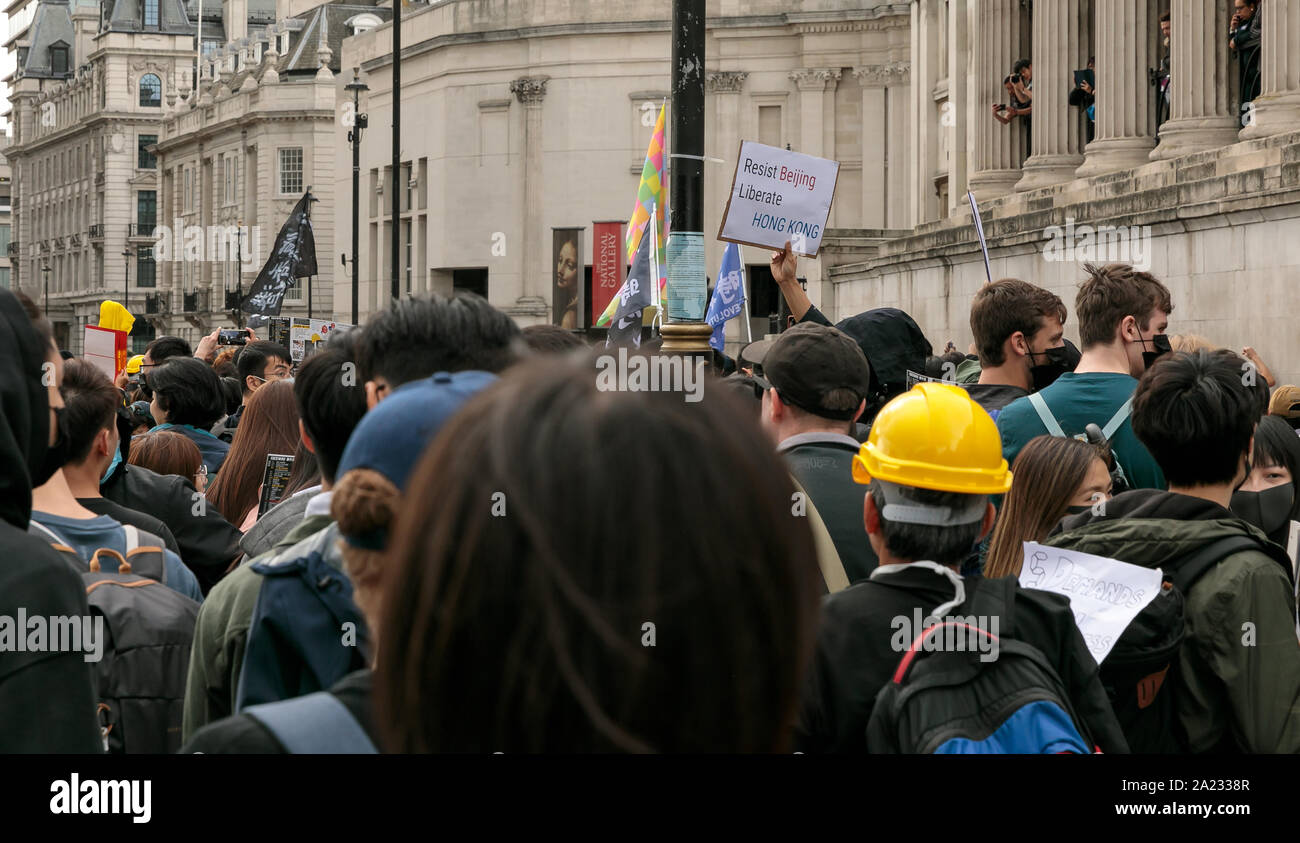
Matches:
[598,104,668,326]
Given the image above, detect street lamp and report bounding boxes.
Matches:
[41,261,50,315]
[345,67,369,325]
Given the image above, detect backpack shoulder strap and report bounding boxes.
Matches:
[1166,535,1266,594]
[121,525,169,583]
[243,691,377,754]
[1028,392,1067,438]
[30,520,86,573]
[1101,397,1134,441]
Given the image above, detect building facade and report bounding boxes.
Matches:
[153,1,387,346]
[336,0,912,344]
[823,0,1300,385]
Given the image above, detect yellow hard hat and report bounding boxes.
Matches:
[126,354,145,375]
[852,382,1012,495]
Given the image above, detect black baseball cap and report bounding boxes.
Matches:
[763,323,872,421]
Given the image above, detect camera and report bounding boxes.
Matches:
[218,329,248,346]
[1010,74,1021,84]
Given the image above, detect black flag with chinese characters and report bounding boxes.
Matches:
[241,192,318,316]
[605,224,654,348]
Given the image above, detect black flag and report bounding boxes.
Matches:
[605,225,655,348]
[241,192,318,316]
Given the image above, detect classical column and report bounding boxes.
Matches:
[1076,0,1160,177]
[886,64,911,228]
[789,68,839,158]
[1150,0,1239,159]
[855,64,907,228]
[509,75,548,314]
[1017,0,1092,190]
[1241,0,1300,138]
[707,71,746,343]
[967,0,1027,200]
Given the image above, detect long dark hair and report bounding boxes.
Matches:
[374,352,822,753]
[985,435,1107,578]
[205,380,300,524]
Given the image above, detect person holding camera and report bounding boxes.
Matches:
[992,60,1033,153]
[1230,0,1262,115]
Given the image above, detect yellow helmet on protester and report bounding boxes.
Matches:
[852,382,1012,495]
[126,354,146,375]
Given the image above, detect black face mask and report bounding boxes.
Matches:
[33,405,72,488]
[1028,345,1073,392]
[1231,484,1295,538]
[1139,333,1172,370]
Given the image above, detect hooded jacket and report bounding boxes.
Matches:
[1046,488,1300,752]
[0,289,102,753]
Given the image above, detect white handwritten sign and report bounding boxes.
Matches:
[718,141,840,257]
[1019,542,1163,664]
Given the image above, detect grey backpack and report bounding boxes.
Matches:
[31,522,200,754]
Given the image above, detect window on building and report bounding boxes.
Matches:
[184,167,192,211]
[136,246,155,288]
[284,277,303,301]
[143,0,158,27]
[758,106,782,148]
[0,268,9,289]
[0,224,10,254]
[137,190,156,232]
[139,73,161,107]
[404,219,413,294]
[138,134,157,169]
[452,268,488,300]
[129,321,155,355]
[50,45,68,75]
[278,147,303,194]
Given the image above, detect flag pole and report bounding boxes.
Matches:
[650,205,662,334]
[740,252,753,344]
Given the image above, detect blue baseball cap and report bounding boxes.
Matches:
[336,369,497,494]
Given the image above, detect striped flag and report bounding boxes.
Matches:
[598,103,668,327]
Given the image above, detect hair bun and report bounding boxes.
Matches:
[331,468,401,538]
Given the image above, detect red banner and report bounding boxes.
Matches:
[591,221,625,327]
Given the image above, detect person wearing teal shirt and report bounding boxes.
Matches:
[996,263,1173,492]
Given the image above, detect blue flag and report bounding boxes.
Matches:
[706,243,746,351]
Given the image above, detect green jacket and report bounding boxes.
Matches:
[1046,489,1300,752]
[181,513,334,742]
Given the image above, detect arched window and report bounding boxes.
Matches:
[139,73,161,107]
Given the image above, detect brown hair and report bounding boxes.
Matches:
[128,429,204,487]
[331,467,400,624]
[1169,334,1214,354]
[970,278,1067,366]
[984,435,1109,578]
[60,358,122,464]
[373,353,822,753]
[1075,263,1174,349]
[205,379,300,524]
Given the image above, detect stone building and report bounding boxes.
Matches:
[335,0,912,342]
[823,0,1300,385]
[153,0,388,348]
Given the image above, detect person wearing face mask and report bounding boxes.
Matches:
[1232,415,1300,571]
[1047,350,1300,753]
[794,383,1127,754]
[0,290,103,752]
[996,263,1172,493]
[983,436,1113,578]
[965,278,1071,419]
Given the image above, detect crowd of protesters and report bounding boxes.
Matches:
[5,232,1300,755]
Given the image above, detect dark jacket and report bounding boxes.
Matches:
[181,668,374,753]
[1231,14,1262,104]
[779,432,878,583]
[238,486,320,561]
[101,462,243,594]
[1047,488,1300,752]
[77,496,180,556]
[795,562,1127,754]
[964,383,1029,418]
[0,288,102,753]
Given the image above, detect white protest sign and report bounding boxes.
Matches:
[718,141,840,257]
[1019,542,1163,665]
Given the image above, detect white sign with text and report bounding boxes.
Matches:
[718,141,840,257]
[1019,542,1163,664]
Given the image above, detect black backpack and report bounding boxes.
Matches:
[31,521,200,753]
[867,577,1097,753]
[1094,534,1293,753]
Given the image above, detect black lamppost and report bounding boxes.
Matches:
[391,0,401,305]
[345,67,369,325]
[41,261,50,315]
[122,247,132,313]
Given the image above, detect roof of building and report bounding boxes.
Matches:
[106,0,196,34]
[22,0,75,79]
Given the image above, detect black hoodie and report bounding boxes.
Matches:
[0,289,102,753]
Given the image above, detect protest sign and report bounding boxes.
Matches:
[83,325,128,381]
[257,453,296,516]
[1019,542,1162,664]
[719,141,839,257]
[287,318,350,362]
